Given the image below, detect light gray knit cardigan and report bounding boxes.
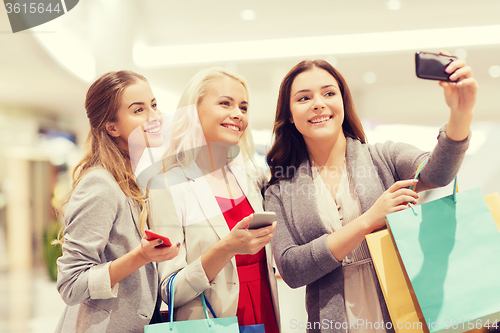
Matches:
[265,126,470,333]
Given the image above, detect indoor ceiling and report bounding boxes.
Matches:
[1,0,499,136]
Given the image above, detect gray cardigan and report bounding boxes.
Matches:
[264,127,470,333]
[55,169,159,333]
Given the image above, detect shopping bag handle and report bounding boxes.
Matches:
[201,293,218,318]
[167,273,177,323]
[409,159,428,191]
[409,158,458,204]
[167,272,218,326]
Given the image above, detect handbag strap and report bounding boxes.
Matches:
[167,272,217,323]
[167,273,177,323]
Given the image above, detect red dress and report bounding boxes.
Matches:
[215,195,279,333]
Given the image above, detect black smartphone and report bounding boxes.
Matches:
[415,51,458,82]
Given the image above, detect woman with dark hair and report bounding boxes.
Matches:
[265,56,476,333]
[55,71,179,332]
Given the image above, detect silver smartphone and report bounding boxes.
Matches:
[248,212,276,229]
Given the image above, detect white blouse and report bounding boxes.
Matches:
[312,165,386,333]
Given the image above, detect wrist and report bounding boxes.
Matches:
[215,238,237,259]
[446,107,473,141]
[358,211,376,235]
[133,245,151,266]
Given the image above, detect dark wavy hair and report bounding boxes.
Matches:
[266,59,366,187]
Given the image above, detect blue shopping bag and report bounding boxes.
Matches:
[238,324,266,333]
[387,171,500,332]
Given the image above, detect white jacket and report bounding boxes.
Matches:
[147,156,280,331]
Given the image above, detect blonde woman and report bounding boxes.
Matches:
[147,67,280,332]
[55,71,179,332]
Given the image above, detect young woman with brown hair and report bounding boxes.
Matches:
[55,71,179,332]
[265,55,477,333]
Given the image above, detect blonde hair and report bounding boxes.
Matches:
[55,71,150,244]
[162,67,255,171]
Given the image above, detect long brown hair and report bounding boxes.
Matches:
[55,71,149,243]
[266,60,366,187]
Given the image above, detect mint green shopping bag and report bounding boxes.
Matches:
[387,175,500,333]
[144,273,239,333]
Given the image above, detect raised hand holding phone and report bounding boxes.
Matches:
[415,50,477,142]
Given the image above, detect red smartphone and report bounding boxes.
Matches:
[145,230,172,248]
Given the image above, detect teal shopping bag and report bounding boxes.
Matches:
[387,176,500,333]
[144,273,239,333]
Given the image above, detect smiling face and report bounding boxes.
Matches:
[197,76,248,145]
[106,79,163,153]
[289,66,345,147]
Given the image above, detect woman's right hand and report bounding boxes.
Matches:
[364,179,419,232]
[223,214,276,256]
[138,238,180,263]
[109,238,180,287]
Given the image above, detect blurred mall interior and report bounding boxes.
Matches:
[1,0,500,332]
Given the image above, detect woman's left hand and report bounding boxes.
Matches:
[440,51,478,115]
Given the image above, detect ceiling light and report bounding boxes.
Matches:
[31,19,96,82]
[241,9,256,21]
[133,25,500,68]
[489,65,500,78]
[386,0,401,11]
[364,72,377,84]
